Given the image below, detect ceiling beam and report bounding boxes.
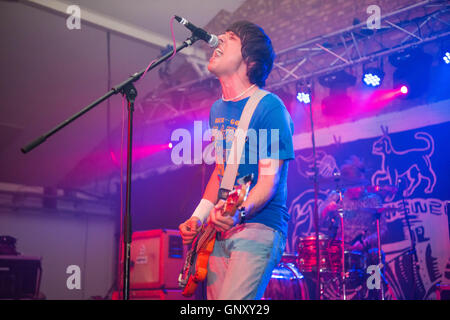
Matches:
[21,0,207,60]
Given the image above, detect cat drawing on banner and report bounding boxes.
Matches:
[371,126,436,201]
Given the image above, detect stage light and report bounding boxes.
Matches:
[168,142,173,149]
[443,52,450,64]
[295,81,312,105]
[296,92,311,104]
[363,73,381,87]
[389,48,432,99]
[319,70,356,117]
[318,70,356,89]
[362,67,384,87]
[400,85,408,94]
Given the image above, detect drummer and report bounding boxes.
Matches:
[318,156,388,252]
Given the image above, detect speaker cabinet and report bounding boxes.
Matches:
[130,229,186,290]
[0,255,41,299]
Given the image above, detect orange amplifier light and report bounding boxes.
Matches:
[130,229,186,290]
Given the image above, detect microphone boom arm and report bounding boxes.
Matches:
[21,35,199,154]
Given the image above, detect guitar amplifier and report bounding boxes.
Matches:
[130,229,186,290]
[0,255,42,299]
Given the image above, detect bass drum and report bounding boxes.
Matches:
[263,261,309,300]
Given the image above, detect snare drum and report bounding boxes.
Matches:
[297,235,342,273]
[263,259,309,300]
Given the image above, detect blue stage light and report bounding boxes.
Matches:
[296,92,311,104]
[362,67,384,87]
[363,73,381,87]
[443,52,450,64]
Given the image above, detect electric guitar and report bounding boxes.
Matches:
[178,174,253,297]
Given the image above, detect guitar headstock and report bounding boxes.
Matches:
[223,174,253,216]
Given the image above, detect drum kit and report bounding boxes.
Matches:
[264,174,399,300]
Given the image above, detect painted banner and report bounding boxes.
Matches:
[286,121,450,299]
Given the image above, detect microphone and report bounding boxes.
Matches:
[174,15,219,48]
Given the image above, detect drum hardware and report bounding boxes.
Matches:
[359,207,398,214]
[263,254,309,300]
[398,177,420,299]
[365,185,398,199]
[331,174,347,300]
[374,209,385,300]
[295,177,400,299]
[312,174,370,190]
[297,235,342,273]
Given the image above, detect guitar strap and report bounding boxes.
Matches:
[217,88,269,200]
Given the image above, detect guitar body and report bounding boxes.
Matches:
[181,233,216,297]
[179,174,253,297]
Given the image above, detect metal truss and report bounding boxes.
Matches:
[141,0,450,123]
[269,0,450,90]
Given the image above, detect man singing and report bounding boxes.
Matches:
[179,21,294,300]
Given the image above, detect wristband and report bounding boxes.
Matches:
[192,199,215,223]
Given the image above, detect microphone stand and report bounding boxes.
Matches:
[21,35,201,300]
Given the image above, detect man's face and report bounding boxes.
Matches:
[207,31,246,77]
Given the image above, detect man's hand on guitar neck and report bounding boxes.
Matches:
[179,217,202,245]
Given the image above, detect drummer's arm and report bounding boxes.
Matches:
[319,192,340,219]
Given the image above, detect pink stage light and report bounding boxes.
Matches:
[109,143,172,166]
[400,85,408,94]
[133,143,173,161]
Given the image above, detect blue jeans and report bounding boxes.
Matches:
[206,223,286,300]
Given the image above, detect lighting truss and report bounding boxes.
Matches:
[141,0,450,123]
[269,0,450,90]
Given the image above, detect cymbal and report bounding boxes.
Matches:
[365,185,398,198]
[307,174,369,189]
[358,207,398,214]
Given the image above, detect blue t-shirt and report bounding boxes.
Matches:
[209,92,294,237]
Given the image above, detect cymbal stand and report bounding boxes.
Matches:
[305,81,321,300]
[375,210,385,300]
[399,178,419,299]
[335,176,346,300]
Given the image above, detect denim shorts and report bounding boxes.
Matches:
[206,222,286,300]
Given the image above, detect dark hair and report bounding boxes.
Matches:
[226,21,275,88]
